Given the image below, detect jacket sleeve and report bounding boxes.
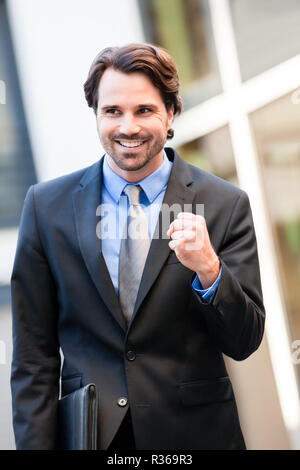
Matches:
[10,185,61,449]
[192,190,265,361]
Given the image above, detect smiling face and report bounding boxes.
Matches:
[96,68,174,182]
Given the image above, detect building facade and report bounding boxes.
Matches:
[0,0,299,449]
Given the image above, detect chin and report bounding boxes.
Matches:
[120,161,148,172]
[116,155,150,172]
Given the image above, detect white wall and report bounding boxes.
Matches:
[7,0,144,181]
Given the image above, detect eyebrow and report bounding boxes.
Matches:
[137,104,157,108]
[100,104,158,110]
[100,105,119,110]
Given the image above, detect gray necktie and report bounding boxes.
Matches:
[118,184,151,325]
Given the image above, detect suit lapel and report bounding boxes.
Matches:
[72,157,127,332]
[129,149,196,329]
[72,149,196,333]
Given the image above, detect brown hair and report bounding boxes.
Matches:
[83,43,183,139]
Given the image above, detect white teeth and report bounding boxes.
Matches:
[118,141,144,148]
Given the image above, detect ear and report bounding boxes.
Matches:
[167,105,174,127]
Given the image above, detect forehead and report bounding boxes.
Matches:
[97,67,164,106]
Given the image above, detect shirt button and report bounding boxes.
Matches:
[126,350,136,361]
[117,397,128,407]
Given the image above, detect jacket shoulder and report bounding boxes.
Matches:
[30,159,101,201]
[187,161,245,202]
[170,148,244,202]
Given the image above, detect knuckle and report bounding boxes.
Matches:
[196,214,205,223]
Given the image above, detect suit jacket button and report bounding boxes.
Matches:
[117,397,128,407]
[126,350,136,361]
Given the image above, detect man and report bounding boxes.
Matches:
[11,43,265,450]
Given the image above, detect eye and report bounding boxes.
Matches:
[138,108,152,114]
[106,109,120,115]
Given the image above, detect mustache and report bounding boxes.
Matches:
[110,133,151,141]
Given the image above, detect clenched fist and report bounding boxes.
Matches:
[167,212,220,289]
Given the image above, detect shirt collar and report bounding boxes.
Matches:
[102,150,173,204]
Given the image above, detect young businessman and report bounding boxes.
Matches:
[11,43,265,450]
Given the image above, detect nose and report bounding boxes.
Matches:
[118,113,141,136]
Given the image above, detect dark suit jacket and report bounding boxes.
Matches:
[10,147,265,450]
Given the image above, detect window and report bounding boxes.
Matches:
[138,0,222,109]
[250,91,300,363]
[176,125,237,184]
[0,0,37,228]
[230,0,300,80]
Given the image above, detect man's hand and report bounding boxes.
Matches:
[167,212,220,289]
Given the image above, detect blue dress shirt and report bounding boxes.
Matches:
[101,151,221,302]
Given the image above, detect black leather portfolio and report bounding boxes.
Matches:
[58,383,98,450]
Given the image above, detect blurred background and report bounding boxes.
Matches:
[0,0,300,450]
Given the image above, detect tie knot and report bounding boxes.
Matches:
[123,184,142,206]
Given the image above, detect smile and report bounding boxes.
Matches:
[116,140,146,148]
